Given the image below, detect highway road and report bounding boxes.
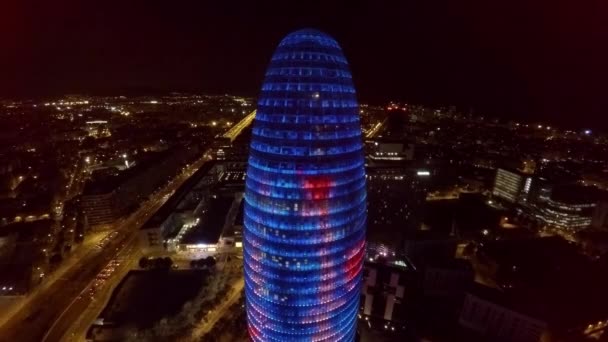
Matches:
[0,152,211,342]
[0,231,107,328]
[43,236,141,342]
[364,118,386,139]
[0,231,132,342]
[222,110,256,143]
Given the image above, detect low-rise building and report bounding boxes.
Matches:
[459,285,547,342]
[533,185,603,231]
[139,161,245,258]
[82,146,201,229]
[423,258,473,298]
[460,283,608,342]
[470,237,608,341]
[0,220,56,295]
[361,260,412,325]
[139,161,218,254]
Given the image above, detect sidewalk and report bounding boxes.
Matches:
[190,276,245,339]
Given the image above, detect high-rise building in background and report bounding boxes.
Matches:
[534,184,599,230]
[492,168,533,204]
[244,29,367,341]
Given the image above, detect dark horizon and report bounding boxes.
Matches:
[2,1,607,130]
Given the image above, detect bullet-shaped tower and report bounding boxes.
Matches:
[244,29,367,341]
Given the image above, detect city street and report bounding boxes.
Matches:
[0,231,108,328]
[0,231,130,342]
[43,236,141,342]
[0,152,210,342]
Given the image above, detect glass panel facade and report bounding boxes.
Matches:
[244,29,367,341]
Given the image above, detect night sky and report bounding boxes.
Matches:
[2,1,607,130]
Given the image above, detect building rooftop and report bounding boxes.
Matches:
[426,257,473,271]
[402,229,455,241]
[181,195,233,244]
[83,150,173,195]
[469,278,608,330]
[0,196,53,220]
[218,170,246,185]
[480,236,587,277]
[0,219,54,243]
[141,160,216,230]
[476,236,608,328]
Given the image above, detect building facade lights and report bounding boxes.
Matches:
[244,29,366,341]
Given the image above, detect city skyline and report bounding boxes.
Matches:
[2,1,607,130]
[2,3,608,342]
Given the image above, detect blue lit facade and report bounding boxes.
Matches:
[244,29,366,341]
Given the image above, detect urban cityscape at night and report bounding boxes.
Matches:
[1,2,608,342]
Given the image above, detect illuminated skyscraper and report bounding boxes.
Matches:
[492,168,532,204]
[244,29,367,341]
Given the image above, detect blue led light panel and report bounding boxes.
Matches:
[244,29,367,341]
